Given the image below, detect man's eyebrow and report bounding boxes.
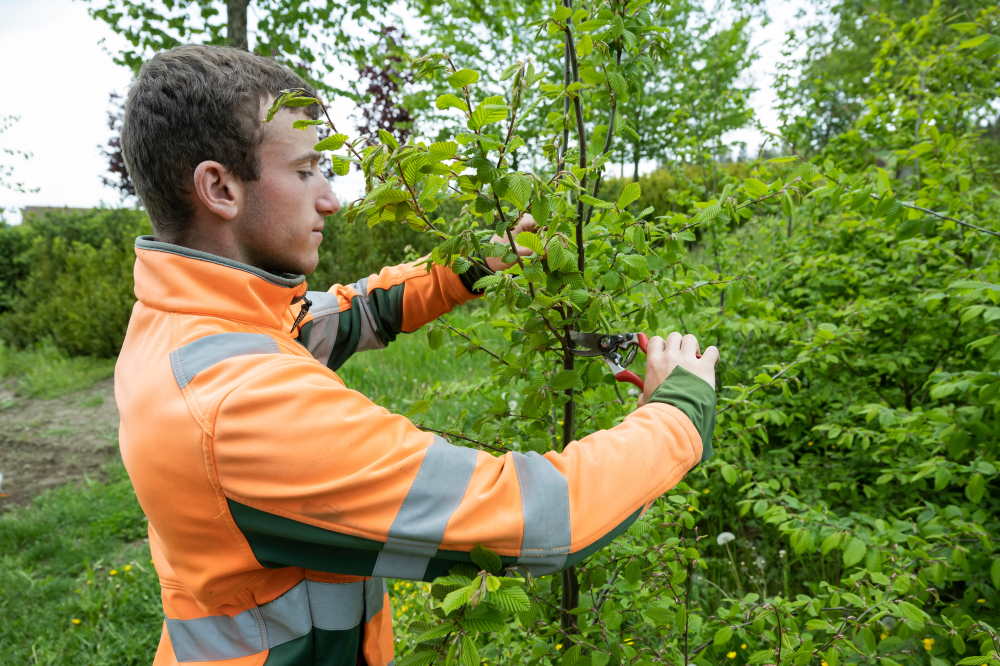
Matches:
[291,151,322,164]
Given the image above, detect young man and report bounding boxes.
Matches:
[116,44,719,665]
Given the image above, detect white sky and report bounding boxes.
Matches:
[0,0,802,224]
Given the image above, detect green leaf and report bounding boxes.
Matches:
[496,173,532,210]
[397,650,439,666]
[428,327,445,350]
[991,558,1000,589]
[292,118,324,129]
[412,624,453,643]
[896,600,928,630]
[551,369,577,390]
[378,129,398,150]
[330,155,351,176]
[721,463,738,485]
[821,532,843,555]
[957,657,994,665]
[766,156,797,163]
[552,5,572,21]
[469,100,508,131]
[743,178,769,198]
[580,194,613,209]
[530,196,551,226]
[459,635,479,666]
[714,626,734,647]
[616,182,641,209]
[470,545,502,574]
[515,231,544,255]
[473,274,504,292]
[436,94,469,112]
[855,627,876,655]
[486,585,530,612]
[314,134,348,151]
[441,584,475,614]
[621,254,649,279]
[607,71,628,100]
[843,537,866,567]
[966,473,985,503]
[428,141,458,159]
[958,34,989,49]
[448,68,480,88]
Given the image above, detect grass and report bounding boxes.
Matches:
[0,340,115,399]
[0,310,500,663]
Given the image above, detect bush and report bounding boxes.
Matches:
[0,208,150,357]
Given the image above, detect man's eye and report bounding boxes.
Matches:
[297,170,314,179]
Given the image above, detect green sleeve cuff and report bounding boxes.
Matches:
[648,366,717,464]
[457,258,494,295]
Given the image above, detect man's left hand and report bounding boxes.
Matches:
[485,214,538,272]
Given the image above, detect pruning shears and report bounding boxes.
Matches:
[568,331,649,389]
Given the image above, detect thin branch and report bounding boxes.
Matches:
[438,318,509,366]
[877,194,1000,239]
[418,425,509,454]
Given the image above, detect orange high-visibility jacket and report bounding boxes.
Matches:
[115,237,715,665]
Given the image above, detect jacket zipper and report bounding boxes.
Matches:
[289,295,312,333]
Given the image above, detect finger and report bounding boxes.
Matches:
[701,345,720,365]
[515,213,537,231]
[665,331,682,355]
[645,336,666,364]
[516,244,533,256]
[681,333,700,358]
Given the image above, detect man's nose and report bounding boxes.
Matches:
[317,182,340,216]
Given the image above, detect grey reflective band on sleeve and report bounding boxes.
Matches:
[372,436,479,580]
[364,576,387,622]
[169,333,279,389]
[349,277,387,352]
[166,579,364,662]
[300,290,342,366]
[513,451,571,574]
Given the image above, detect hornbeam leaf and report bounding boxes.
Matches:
[435,93,468,112]
[580,194,613,209]
[292,119,324,129]
[448,68,479,88]
[330,155,351,176]
[469,101,508,131]
[616,182,641,209]
[958,34,989,49]
[514,231,544,255]
[314,134,348,151]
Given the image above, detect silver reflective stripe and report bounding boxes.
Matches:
[169,333,279,389]
[166,579,364,662]
[308,580,364,631]
[349,277,386,352]
[513,451,571,574]
[167,611,263,662]
[301,290,342,366]
[372,436,479,579]
[364,576,387,622]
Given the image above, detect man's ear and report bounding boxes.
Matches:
[192,161,244,221]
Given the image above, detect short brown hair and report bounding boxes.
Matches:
[121,45,318,237]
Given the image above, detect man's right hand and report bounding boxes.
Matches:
[639,332,719,406]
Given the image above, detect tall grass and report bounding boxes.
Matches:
[0,340,115,399]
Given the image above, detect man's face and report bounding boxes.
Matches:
[234,108,339,275]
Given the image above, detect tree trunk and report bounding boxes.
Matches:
[227,0,249,50]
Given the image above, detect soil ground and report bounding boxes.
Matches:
[0,377,119,512]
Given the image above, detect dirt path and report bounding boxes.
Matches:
[0,377,119,512]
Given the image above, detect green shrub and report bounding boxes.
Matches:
[0,208,150,357]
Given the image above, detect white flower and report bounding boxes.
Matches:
[778,549,787,558]
[716,531,735,546]
[755,556,766,569]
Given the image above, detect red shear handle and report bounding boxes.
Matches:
[636,332,648,353]
[614,369,644,389]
